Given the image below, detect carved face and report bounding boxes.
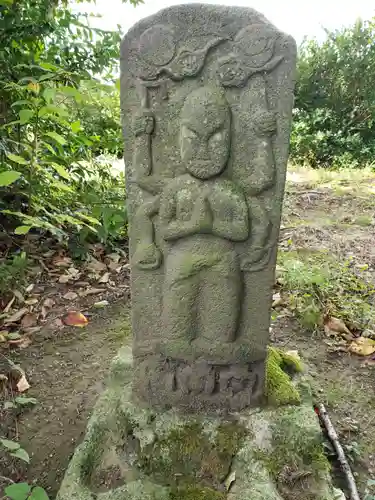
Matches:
[180,86,231,180]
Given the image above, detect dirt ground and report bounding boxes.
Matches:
[0,304,131,498]
[1,166,375,498]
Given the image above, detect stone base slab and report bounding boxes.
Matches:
[57,347,344,500]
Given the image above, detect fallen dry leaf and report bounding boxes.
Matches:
[41,297,55,319]
[108,260,120,271]
[25,297,39,306]
[106,252,121,263]
[59,274,71,284]
[43,298,55,308]
[98,272,110,284]
[62,311,89,327]
[9,336,32,349]
[4,307,29,324]
[63,291,78,301]
[74,281,90,287]
[0,330,9,343]
[87,257,107,272]
[3,295,15,313]
[324,317,352,337]
[93,300,109,308]
[285,350,301,360]
[224,471,236,492]
[79,287,106,297]
[25,284,35,293]
[21,313,38,328]
[52,255,72,268]
[13,290,25,303]
[67,267,80,277]
[17,374,30,392]
[272,292,283,307]
[349,337,375,356]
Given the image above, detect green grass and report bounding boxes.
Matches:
[277,250,375,331]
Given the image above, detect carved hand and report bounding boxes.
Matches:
[133,110,154,136]
[253,111,277,136]
[240,246,271,271]
[193,194,213,233]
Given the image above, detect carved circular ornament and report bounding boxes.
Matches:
[234,24,276,68]
[138,24,176,67]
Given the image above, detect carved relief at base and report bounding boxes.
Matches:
[134,356,265,412]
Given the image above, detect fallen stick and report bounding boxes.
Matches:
[316,403,360,500]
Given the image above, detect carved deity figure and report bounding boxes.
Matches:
[159,86,249,348]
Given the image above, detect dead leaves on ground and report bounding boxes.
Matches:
[0,246,129,349]
[272,285,375,361]
[0,356,31,393]
[62,311,88,328]
[323,316,375,359]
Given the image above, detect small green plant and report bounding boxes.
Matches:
[4,396,38,411]
[343,441,361,463]
[0,438,30,463]
[0,252,28,296]
[4,482,49,500]
[364,479,375,500]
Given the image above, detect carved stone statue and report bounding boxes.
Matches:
[121,4,296,412]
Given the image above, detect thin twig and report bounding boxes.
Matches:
[317,403,360,500]
[0,475,14,484]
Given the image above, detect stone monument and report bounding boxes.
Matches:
[124,4,295,412]
[57,5,345,500]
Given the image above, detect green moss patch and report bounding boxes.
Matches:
[265,347,303,406]
[138,420,247,492]
[254,405,331,500]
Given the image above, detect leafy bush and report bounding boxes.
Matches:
[291,18,375,168]
[0,0,128,251]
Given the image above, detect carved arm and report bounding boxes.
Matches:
[212,195,249,242]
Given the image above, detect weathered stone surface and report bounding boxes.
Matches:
[121,4,297,412]
[57,347,344,500]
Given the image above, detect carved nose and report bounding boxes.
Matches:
[197,141,210,160]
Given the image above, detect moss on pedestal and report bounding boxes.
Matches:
[138,419,247,494]
[253,405,332,500]
[265,347,303,406]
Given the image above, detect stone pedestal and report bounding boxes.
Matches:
[57,348,343,500]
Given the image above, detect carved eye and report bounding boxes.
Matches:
[182,126,198,141]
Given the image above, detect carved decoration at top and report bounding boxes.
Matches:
[136,22,283,85]
[216,24,283,87]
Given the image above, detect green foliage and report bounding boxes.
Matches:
[0,0,127,251]
[292,18,375,168]
[0,438,30,463]
[278,251,375,330]
[5,482,49,500]
[0,252,28,295]
[364,479,375,500]
[70,80,123,157]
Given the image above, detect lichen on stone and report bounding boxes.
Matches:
[170,484,226,500]
[265,347,303,406]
